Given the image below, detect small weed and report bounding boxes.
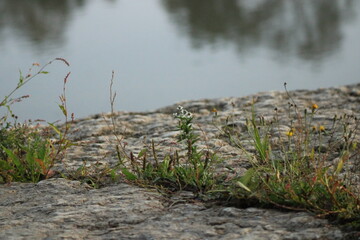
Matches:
[230,83,360,222]
[0,58,73,183]
[107,73,220,194]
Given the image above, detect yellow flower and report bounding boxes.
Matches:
[311,104,319,112]
[312,126,317,132]
[211,108,218,116]
[319,125,325,132]
[286,128,295,137]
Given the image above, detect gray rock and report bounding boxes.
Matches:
[0,178,349,239]
[1,84,360,239]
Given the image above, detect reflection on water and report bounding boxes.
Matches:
[0,0,359,122]
[0,0,86,50]
[0,0,356,61]
[162,0,357,60]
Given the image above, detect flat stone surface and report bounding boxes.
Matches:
[1,84,360,239]
[0,178,351,240]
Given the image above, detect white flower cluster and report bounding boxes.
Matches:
[173,105,193,119]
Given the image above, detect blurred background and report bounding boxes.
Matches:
[0,0,359,122]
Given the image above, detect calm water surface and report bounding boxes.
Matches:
[0,0,359,122]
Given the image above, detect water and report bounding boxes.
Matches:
[0,0,359,122]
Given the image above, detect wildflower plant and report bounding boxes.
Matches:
[0,58,73,183]
[230,83,360,222]
[126,106,216,193]
[172,106,217,193]
[108,74,218,194]
[173,106,197,161]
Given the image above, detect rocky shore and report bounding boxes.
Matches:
[1,84,360,239]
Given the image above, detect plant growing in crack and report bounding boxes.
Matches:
[0,58,74,183]
[172,106,218,193]
[106,72,219,193]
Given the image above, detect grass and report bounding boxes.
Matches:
[1,63,359,229]
[107,73,222,194]
[0,58,73,183]
[106,74,359,227]
[220,83,360,225]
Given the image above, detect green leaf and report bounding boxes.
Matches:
[18,70,24,86]
[48,123,61,136]
[121,168,137,181]
[58,105,67,116]
[37,142,47,161]
[239,176,252,188]
[25,147,36,166]
[238,168,256,192]
[138,149,148,158]
[0,159,12,170]
[335,157,345,175]
[2,146,22,169]
[40,71,49,74]
[109,169,118,180]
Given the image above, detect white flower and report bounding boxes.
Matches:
[174,105,193,119]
